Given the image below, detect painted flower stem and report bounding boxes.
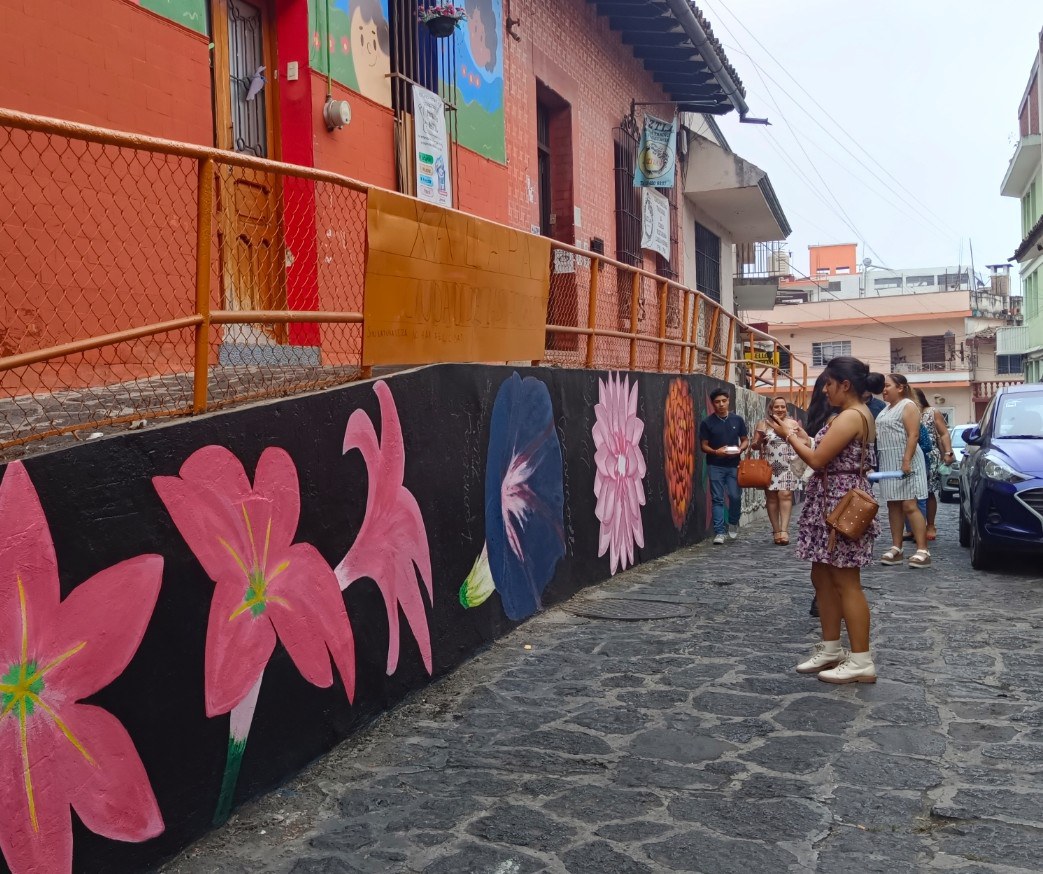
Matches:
[213,674,262,826]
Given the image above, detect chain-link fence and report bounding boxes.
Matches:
[0,110,367,459]
[1,109,807,459]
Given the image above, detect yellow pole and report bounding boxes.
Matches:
[723,314,735,383]
[193,158,214,414]
[585,257,600,368]
[656,281,668,372]
[629,272,640,370]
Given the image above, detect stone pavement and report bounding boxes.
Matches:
[161,503,1043,874]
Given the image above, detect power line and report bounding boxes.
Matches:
[708,0,962,240]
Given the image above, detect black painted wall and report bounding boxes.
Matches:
[0,364,760,873]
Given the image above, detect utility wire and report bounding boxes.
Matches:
[708,0,961,240]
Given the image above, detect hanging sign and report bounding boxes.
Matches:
[640,188,671,259]
[633,113,678,188]
[413,85,452,207]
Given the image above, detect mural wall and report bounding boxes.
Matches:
[137,0,209,35]
[308,0,506,162]
[0,365,769,873]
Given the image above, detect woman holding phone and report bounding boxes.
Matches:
[752,396,811,545]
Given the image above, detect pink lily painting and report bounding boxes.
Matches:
[335,380,434,675]
[154,445,355,824]
[0,462,164,874]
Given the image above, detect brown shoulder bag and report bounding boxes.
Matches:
[737,451,772,489]
[822,410,877,549]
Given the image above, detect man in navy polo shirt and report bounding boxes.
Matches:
[699,388,749,545]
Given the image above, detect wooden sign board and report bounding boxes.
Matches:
[363,189,552,366]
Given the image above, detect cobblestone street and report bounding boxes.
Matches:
[162,503,1043,874]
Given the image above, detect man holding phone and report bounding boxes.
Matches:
[699,389,750,545]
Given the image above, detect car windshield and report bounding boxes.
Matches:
[996,394,1043,439]
[950,431,966,449]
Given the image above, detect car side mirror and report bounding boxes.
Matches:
[962,427,982,446]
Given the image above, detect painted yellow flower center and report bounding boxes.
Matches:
[0,577,92,831]
[221,503,291,622]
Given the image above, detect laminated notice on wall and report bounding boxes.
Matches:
[364,188,552,366]
[640,188,671,260]
[413,85,452,207]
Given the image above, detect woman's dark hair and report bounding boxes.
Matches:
[709,388,728,402]
[804,372,837,436]
[887,372,916,402]
[821,355,871,396]
[914,387,930,408]
[466,0,500,72]
[865,372,885,395]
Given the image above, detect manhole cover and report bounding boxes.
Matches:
[565,598,692,621]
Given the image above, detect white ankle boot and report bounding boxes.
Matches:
[795,641,845,674]
[818,651,877,684]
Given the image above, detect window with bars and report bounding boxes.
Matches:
[695,222,721,303]
[537,100,552,236]
[613,117,641,267]
[812,340,851,366]
[921,335,946,364]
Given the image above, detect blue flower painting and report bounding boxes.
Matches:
[460,373,565,621]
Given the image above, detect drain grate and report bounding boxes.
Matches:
[565,597,692,621]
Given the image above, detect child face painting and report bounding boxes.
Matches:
[351,2,391,106]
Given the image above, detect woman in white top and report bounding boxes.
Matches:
[876,373,930,567]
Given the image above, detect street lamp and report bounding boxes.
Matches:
[859,257,873,298]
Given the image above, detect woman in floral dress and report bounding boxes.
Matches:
[752,396,811,545]
[765,356,881,684]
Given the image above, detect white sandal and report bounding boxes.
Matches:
[880,547,904,566]
[909,549,931,568]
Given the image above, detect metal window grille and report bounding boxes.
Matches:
[227,0,268,157]
[614,117,641,266]
[695,221,721,304]
[921,335,946,364]
[389,0,458,201]
[537,101,552,236]
[812,340,851,366]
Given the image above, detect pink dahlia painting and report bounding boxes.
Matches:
[336,380,433,675]
[592,372,647,574]
[154,445,355,824]
[0,462,164,874]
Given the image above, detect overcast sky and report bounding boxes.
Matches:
[701,0,1040,288]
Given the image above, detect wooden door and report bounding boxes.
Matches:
[211,0,286,343]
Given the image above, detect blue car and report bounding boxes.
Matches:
[958,384,1043,569]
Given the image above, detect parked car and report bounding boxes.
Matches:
[958,384,1043,569]
[940,422,978,503]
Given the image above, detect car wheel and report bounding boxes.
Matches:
[940,491,953,504]
[970,516,992,570]
[958,503,970,548]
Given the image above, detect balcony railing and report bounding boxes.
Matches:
[0,107,809,457]
[891,361,968,374]
[974,378,1025,402]
[734,240,790,283]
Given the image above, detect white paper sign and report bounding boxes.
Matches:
[640,188,670,259]
[553,250,575,274]
[413,86,452,207]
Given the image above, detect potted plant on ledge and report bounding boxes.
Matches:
[420,3,467,38]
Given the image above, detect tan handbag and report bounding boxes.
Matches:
[822,410,877,548]
[737,454,772,489]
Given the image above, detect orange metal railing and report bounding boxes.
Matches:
[0,107,806,457]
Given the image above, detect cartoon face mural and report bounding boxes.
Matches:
[460,373,566,621]
[351,0,392,106]
[443,0,505,161]
[0,463,164,874]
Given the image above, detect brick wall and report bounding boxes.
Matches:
[0,0,212,143]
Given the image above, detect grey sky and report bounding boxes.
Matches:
[702,0,1040,286]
